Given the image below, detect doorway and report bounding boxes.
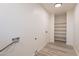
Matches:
[54,13,66,44]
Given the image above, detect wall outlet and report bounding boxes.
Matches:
[12,37,20,43]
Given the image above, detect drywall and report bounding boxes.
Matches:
[49,14,54,42]
[0,4,49,56]
[66,9,75,46]
[74,4,79,55]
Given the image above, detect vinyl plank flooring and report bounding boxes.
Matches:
[36,41,77,56]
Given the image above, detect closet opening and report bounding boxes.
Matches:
[54,13,66,44]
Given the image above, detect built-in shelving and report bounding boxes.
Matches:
[54,14,66,42]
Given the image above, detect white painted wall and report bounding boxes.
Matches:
[49,14,54,42]
[0,4,49,56]
[74,4,79,55]
[66,9,75,46]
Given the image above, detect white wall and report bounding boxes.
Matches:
[49,14,54,42]
[74,4,79,55]
[67,9,75,46]
[0,3,49,56]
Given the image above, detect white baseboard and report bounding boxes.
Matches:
[73,46,79,56]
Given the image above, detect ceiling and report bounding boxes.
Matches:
[40,3,76,15]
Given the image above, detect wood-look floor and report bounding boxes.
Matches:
[36,41,77,56]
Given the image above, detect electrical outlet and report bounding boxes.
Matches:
[12,37,20,42]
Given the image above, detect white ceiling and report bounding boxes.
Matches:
[40,3,76,15]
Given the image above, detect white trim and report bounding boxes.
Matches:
[73,46,79,56]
